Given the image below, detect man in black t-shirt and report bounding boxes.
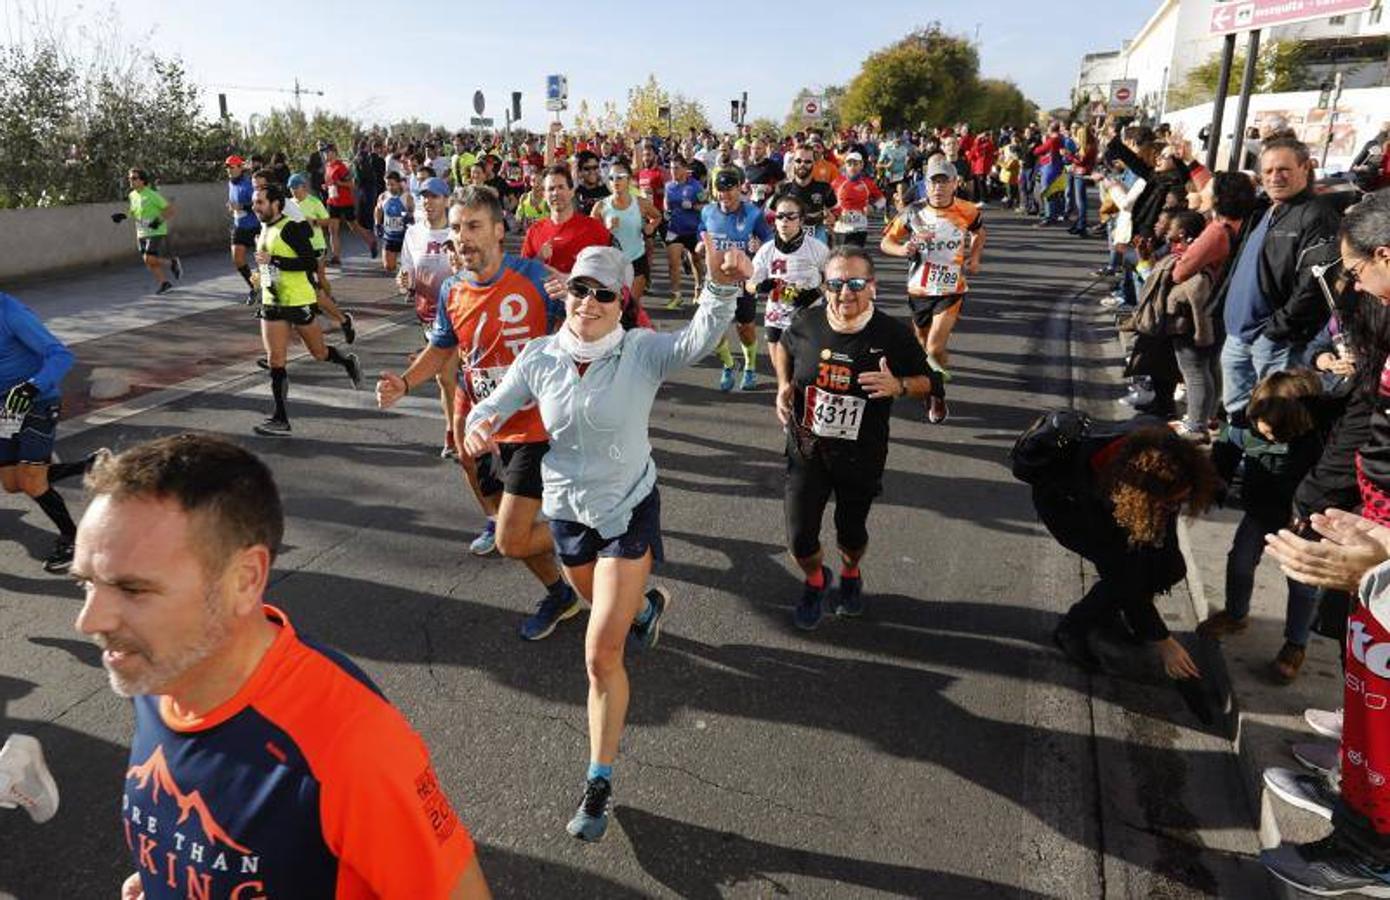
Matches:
[743,137,785,208]
[776,246,939,630]
[773,146,837,243]
[573,150,611,216]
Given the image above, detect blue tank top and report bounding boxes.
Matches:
[382,193,409,240]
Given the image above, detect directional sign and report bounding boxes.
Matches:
[1108,79,1138,114]
[1209,0,1373,36]
[545,74,568,112]
[801,96,825,121]
[469,116,494,128]
[472,91,485,115]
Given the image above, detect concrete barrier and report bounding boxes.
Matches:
[0,182,229,283]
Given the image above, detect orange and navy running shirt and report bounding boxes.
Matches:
[883,198,983,297]
[429,253,559,445]
[123,606,474,899]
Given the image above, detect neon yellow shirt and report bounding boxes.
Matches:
[128,187,169,238]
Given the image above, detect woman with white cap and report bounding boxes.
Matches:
[463,242,747,842]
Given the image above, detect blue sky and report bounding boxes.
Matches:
[7,1,1154,130]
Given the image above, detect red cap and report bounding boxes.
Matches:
[224,155,245,167]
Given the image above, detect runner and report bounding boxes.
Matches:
[1,292,82,573]
[521,164,612,277]
[772,148,838,245]
[742,136,785,209]
[462,244,746,842]
[749,193,830,390]
[248,182,363,438]
[829,152,886,248]
[287,173,356,345]
[399,176,460,458]
[71,435,489,898]
[515,170,549,233]
[776,247,940,629]
[879,156,985,424]
[573,151,611,216]
[700,166,775,391]
[592,162,663,318]
[663,156,707,310]
[112,168,179,294]
[225,156,260,303]
[373,170,413,275]
[322,142,379,265]
[379,187,581,635]
[876,135,910,214]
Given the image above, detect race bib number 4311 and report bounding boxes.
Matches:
[804,386,865,440]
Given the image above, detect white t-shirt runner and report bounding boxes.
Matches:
[749,234,830,331]
[401,222,454,324]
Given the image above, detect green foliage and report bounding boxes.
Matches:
[624,75,710,136]
[968,79,1038,132]
[242,108,359,166]
[746,117,781,139]
[1167,40,1309,110]
[839,25,981,131]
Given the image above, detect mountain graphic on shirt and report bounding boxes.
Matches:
[126,745,253,854]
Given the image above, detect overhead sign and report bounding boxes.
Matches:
[1108,79,1138,113]
[469,116,494,128]
[472,91,485,115]
[545,74,567,112]
[801,96,825,121]
[1208,0,1373,36]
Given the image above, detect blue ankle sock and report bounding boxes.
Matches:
[587,762,613,783]
[635,596,656,627]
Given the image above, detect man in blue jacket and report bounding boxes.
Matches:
[1,292,85,572]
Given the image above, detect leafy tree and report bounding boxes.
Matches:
[746,117,781,138]
[624,74,710,137]
[0,43,80,206]
[839,25,980,130]
[968,79,1038,132]
[1167,40,1309,110]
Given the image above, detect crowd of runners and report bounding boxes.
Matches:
[3,110,1390,897]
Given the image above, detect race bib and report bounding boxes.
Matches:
[804,386,865,440]
[750,184,770,203]
[765,300,795,331]
[467,365,508,402]
[835,209,868,233]
[917,263,961,296]
[385,215,405,232]
[0,411,23,439]
[258,263,279,289]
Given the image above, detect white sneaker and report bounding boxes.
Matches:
[1099,294,1125,309]
[1292,741,1340,779]
[0,735,59,823]
[1263,766,1336,820]
[1305,708,1343,740]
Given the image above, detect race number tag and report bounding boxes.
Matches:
[919,263,961,296]
[258,263,279,291]
[0,412,23,439]
[804,386,865,440]
[467,365,508,402]
[835,210,868,233]
[750,184,770,203]
[385,215,405,232]
[764,299,795,331]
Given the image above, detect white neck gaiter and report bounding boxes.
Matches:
[556,320,624,363]
[826,300,875,334]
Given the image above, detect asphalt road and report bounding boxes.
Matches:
[0,210,1270,898]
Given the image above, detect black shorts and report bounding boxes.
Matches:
[632,253,650,280]
[475,440,548,500]
[137,236,166,258]
[231,226,260,247]
[328,205,356,221]
[384,238,404,253]
[784,432,885,560]
[549,488,664,567]
[256,304,320,326]
[907,294,964,329]
[665,231,698,253]
[735,292,757,325]
[0,400,59,466]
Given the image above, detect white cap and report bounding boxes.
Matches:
[568,245,633,291]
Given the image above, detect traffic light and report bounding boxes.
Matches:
[511,92,522,121]
[731,100,741,125]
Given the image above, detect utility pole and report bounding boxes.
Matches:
[1320,71,1345,169]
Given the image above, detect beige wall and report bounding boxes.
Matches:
[0,183,228,283]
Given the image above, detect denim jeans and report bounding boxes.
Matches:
[1068,174,1088,231]
[1220,333,1293,415]
[1224,512,1319,645]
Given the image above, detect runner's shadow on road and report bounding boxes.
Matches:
[477,843,651,898]
[617,806,1051,899]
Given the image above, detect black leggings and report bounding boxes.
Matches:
[784,435,883,559]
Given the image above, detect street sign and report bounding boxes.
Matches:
[545,74,567,112]
[1108,79,1138,114]
[1208,0,1373,36]
[469,116,494,128]
[472,91,485,115]
[801,96,825,121]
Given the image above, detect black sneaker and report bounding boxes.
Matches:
[835,574,865,617]
[343,352,364,390]
[156,281,173,295]
[1262,835,1390,897]
[341,312,356,344]
[255,358,270,370]
[369,241,379,260]
[170,257,182,281]
[253,417,291,437]
[631,587,671,649]
[793,566,832,631]
[42,538,75,574]
[565,777,612,842]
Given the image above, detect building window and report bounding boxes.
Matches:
[1328,14,1345,24]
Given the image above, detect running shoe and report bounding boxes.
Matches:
[440,444,458,460]
[341,312,356,345]
[719,366,736,392]
[42,538,74,575]
[793,566,832,631]
[631,587,671,650]
[1263,766,1336,820]
[739,368,757,391]
[566,776,612,842]
[469,520,497,556]
[519,585,583,641]
[927,396,949,424]
[835,574,864,617]
[1099,294,1126,310]
[1292,741,1340,779]
[253,417,292,437]
[369,240,379,260]
[343,352,364,390]
[0,735,59,823]
[156,281,173,295]
[170,257,182,280]
[1262,835,1390,897]
[664,293,684,311]
[255,358,270,371]
[1306,708,1344,740]
[1092,266,1116,278]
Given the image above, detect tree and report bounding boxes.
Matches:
[624,74,710,137]
[1167,40,1309,110]
[747,117,781,138]
[968,79,1038,131]
[839,25,980,130]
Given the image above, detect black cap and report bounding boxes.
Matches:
[714,167,744,190]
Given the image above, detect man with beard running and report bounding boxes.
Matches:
[377,187,581,641]
[772,147,838,245]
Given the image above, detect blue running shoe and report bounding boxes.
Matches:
[519,585,583,641]
[835,574,864,617]
[793,566,832,631]
[1262,835,1390,897]
[740,368,757,391]
[631,587,671,650]
[469,520,497,557]
[566,776,612,842]
[719,366,736,392]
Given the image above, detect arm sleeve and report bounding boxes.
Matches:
[3,300,74,394]
[466,344,540,434]
[636,286,739,381]
[1105,138,1154,181]
[276,221,319,272]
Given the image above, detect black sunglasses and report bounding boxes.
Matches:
[774,211,801,221]
[568,281,619,303]
[825,277,872,293]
